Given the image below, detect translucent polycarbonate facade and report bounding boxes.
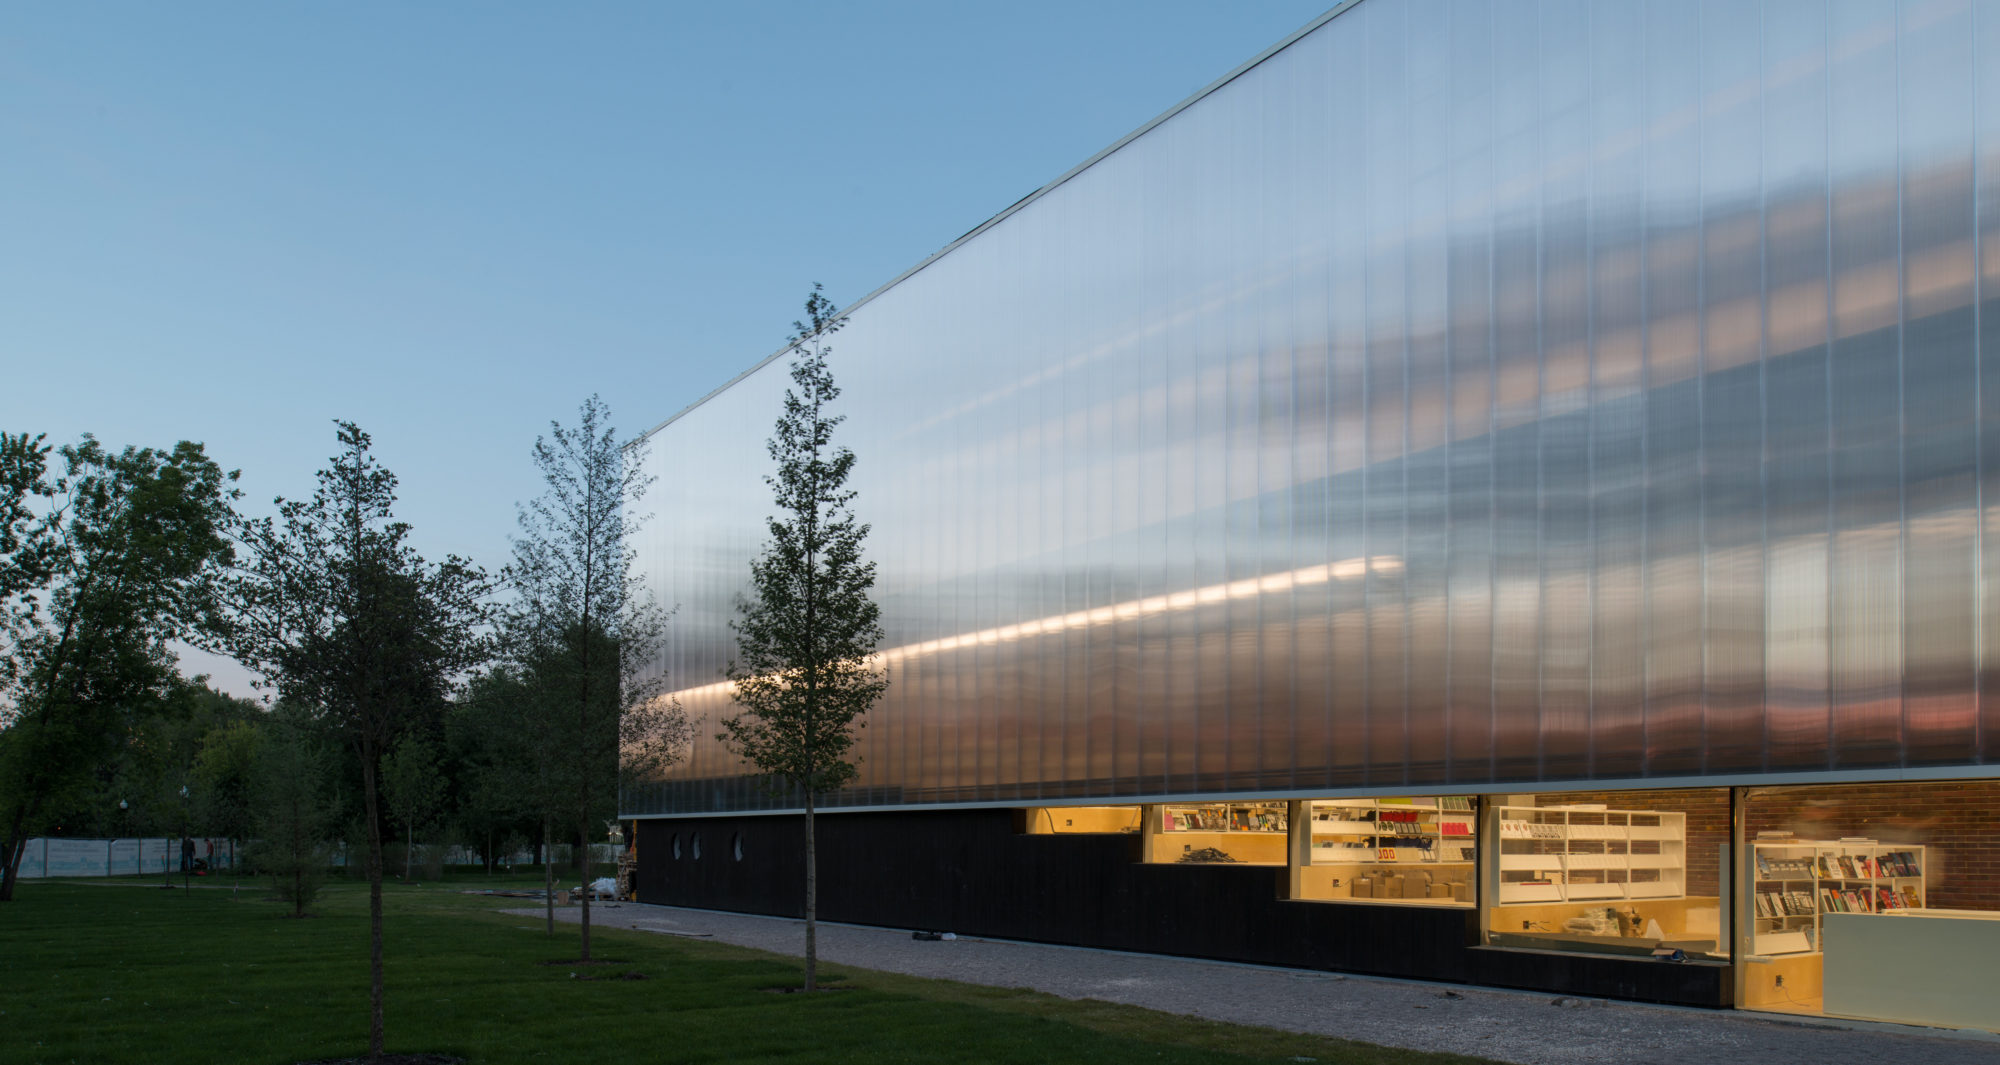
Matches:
[626,0,2000,817]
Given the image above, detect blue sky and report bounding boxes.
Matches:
[1,1,1331,695]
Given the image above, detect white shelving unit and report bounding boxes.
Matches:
[1308,797,1476,866]
[1749,839,1928,956]
[1495,805,1686,905]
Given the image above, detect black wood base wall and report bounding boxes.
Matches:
[634,808,1729,1009]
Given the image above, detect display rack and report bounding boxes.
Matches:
[1749,839,1927,956]
[1495,805,1685,905]
[1308,797,1476,866]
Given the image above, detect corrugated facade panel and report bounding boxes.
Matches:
[626,0,1997,816]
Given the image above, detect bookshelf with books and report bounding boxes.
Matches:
[1494,805,1686,906]
[1749,841,1824,955]
[1812,843,1926,915]
[1747,839,1927,957]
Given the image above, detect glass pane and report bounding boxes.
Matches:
[1485,789,1730,960]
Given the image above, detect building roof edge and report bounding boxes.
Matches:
[629,0,1363,448]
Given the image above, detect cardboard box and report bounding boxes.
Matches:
[1351,877,1375,898]
[1452,881,1472,903]
[1430,882,1454,899]
[1384,875,1408,899]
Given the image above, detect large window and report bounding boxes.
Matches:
[1143,802,1287,865]
[1292,796,1476,906]
[1483,789,1729,961]
[1740,781,2000,1030]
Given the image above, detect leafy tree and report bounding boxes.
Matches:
[0,432,56,693]
[192,718,262,880]
[382,733,445,881]
[224,422,491,1059]
[720,287,887,992]
[30,680,255,848]
[506,395,688,960]
[461,661,566,933]
[0,437,238,901]
[447,667,540,874]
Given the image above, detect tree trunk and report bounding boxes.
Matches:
[405,833,413,882]
[0,800,30,902]
[542,817,554,936]
[578,814,592,962]
[362,751,386,1060]
[804,791,817,992]
[0,831,26,903]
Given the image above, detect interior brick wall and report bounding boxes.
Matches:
[1746,780,2000,912]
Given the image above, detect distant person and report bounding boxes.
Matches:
[180,837,194,873]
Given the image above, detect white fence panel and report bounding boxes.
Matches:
[15,838,238,878]
[44,838,110,877]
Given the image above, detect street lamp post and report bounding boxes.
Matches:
[117,799,129,877]
[179,785,190,898]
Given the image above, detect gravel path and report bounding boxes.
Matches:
[505,902,2000,1065]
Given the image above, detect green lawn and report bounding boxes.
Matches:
[2,873,1496,1065]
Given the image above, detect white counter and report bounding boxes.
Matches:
[1822,910,2000,1031]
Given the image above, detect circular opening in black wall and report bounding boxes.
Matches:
[732,833,743,861]
[692,833,703,860]
[671,834,681,860]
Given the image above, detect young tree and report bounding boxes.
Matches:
[721,287,887,992]
[250,703,335,917]
[507,395,688,961]
[0,437,238,901]
[382,733,445,881]
[225,422,490,1060]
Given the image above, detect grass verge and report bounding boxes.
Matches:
[3,874,1497,1065]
